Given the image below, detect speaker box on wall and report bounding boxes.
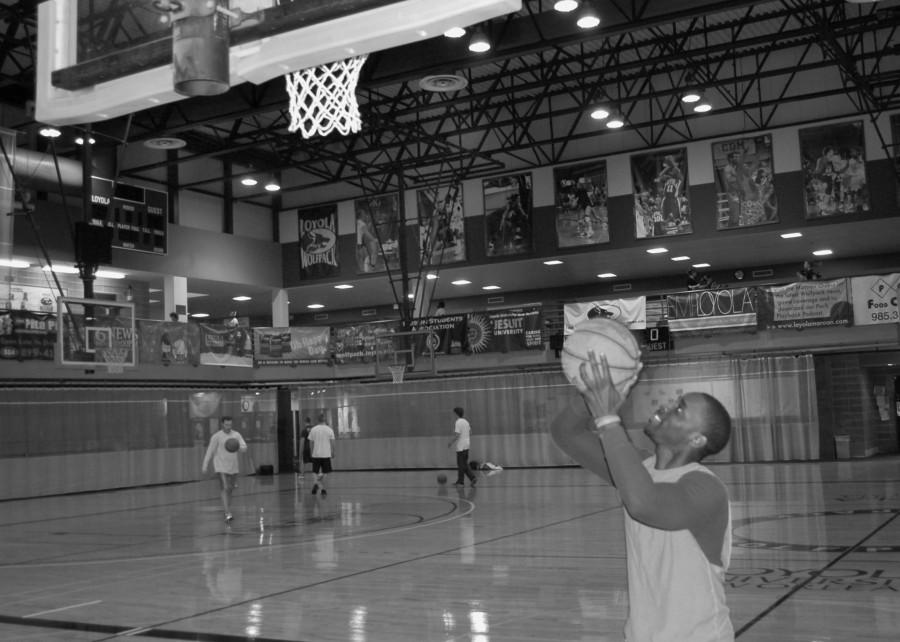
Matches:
[75,222,113,265]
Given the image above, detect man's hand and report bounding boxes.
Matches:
[576,351,628,417]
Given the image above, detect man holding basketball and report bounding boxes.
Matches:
[551,354,734,641]
[202,416,248,523]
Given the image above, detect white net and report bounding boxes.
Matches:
[388,365,406,384]
[285,55,368,139]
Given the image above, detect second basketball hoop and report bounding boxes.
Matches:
[285,55,368,139]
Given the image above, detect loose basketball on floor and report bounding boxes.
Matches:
[225,437,240,453]
[437,473,447,485]
[561,318,642,395]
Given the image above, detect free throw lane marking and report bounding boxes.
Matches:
[23,600,102,618]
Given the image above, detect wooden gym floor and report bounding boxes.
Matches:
[0,461,898,641]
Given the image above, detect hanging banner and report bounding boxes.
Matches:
[564,297,647,332]
[409,314,467,355]
[331,321,401,364]
[298,204,340,279]
[850,273,899,326]
[138,320,201,366]
[666,287,757,334]
[0,310,56,361]
[198,322,253,367]
[465,306,543,353]
[253,326,331,365]
[756,279,852,330]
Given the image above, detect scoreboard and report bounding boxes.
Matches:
[90,177,167,254]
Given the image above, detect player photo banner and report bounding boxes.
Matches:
[711,135,778,230]
[0,310,56,361]
[563,297,647,332]
[253,326,331,365]
[138,320,200,366]
[756,279,852,330]
[850,273,899,326]
[355,193,401,274]
[198,323,253,367]
[631,148,693,239]
[483,173,533,257]
[410,314,467,355]
[666,287,757,334]
[800,121,869,218]
[417,183,466,266]
[553,160,610,248]
[298,205,339,279]
[464,306,543,354]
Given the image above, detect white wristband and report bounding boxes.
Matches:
[593,414,621,430]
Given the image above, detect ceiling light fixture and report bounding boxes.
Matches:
[191,312,210,318]
[554,0,579,12]
[451,279,472,286]
[334,284,354,289]
[692,262,711,268]
[39,127,61,138]
[646,247,668,254]
[233,295,251,301]
[443,26,466,38]
[597,272,616,278]
[576,4,600,29]
[671,255,691,261]
[781,232,803,239]
[482,285,501,290]
[264,180,280,192]
[468,27,491,53]
[307,303,324,309]
[692,95,713,113]
[95,270,126,279]
[812,249,833,256]
[589,106,610,120]
[426,273,439,280]
[543,259,563,265]
[241,177,258,186]
[681,88,701,104]
[606,110,625,129]
[75,136,96,145]
[0,258,30,268]
[42,264,78,274]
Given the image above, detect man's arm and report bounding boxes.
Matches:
[201,435,216,472]
[550,402,612,483]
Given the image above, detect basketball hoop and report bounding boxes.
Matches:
[388,365,406,384]
[285,55,368,139]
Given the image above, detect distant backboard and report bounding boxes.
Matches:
[36,0,522,126]
[58,297,136,371]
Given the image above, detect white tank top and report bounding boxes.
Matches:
[623,459,733,642]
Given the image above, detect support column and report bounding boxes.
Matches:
[164,275,188,321]
[272,288,289,327]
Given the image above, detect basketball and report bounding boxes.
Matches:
[561,318,641,395]
[437,473,447,485]
[225,437,240,453]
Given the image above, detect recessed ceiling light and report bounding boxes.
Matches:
[334,284,354,289]
[543,259,563,265]
[232,295,251,301]
[443,26,466,38]
[646,247,668,254]
[692,262,711,268]
[451,279,471,286]
[95,270,126,279]
[671,255,690,261]
[781,232,803,239]
[42,264,78,273]
[307,303,324,309]
[597,272,616,279]
[554,0,578,12]
[0,258,30,268]
[482,285,501,290]
[813,249,833,256]
[191,312,210,318]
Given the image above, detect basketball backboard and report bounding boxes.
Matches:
[36,0,522,126]
[58,297,137,371]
